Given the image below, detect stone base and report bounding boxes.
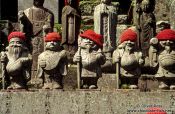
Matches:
[0,90,175,114]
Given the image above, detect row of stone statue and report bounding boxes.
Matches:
[1,0,174,90]
[16,0,158,73]
[2,28,175,90]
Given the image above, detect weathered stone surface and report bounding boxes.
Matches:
[117,15,128,24]
[18,0,58,22]
[155,0,170,21]
[80,1,100,16]
[0,90,175,114]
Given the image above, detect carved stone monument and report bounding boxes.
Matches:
[135,0,156,56]
[73,30,106,89]
[37,32,68,89]
[113,29,144,89]
[1,32,32,90]
[149,29,175,90]
[61,0,81,62]
[18,0,54,79]
[94,0,118,71]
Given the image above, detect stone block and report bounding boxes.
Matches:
[0,90,175,114]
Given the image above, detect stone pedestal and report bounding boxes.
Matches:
[0,90,175,114]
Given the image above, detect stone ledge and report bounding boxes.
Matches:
[0,90,175,114]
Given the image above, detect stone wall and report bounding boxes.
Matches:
[0,90,175,114]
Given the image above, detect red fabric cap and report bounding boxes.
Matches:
[65,0,68,5]
[80,30,103,47]
[45,32,61,42]
[120,29,137,43]
[146,107,167,114]
[8,32,26,42]
[156,29,175,41]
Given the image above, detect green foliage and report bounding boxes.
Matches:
[54,23,62,33]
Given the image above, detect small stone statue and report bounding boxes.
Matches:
[150,29,175,90]
[73,30,106,89]
[1,32,32,90]
[156,21,170,34]
[113,29,144,89]
[136,0,156,56]
[94,0,118,71]
[37,32,68,89]
[62,0,81,62]
[18,0,54,78]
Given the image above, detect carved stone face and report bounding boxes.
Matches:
[8,38,24,59]
[45,41,61,51]
[9,38,23,48]
[101,0,111,4]
[124,40,135,52]
[33,0,44,7]
[160,40,175,53]
[80,38,96,50]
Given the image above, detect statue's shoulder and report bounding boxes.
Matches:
[62,6,73,13]
[38,51,48,59]
[24,8,31,16]
[59,50,67,58]
[43,7,54,16]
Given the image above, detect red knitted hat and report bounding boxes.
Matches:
[8,32,26,42]
[120,29,137,43]
[80,30,103,47]
[146,107,167,114]
[45,32,61,42]
[156,29,175,41]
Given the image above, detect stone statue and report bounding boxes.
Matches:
[37,32,68,89]
[156,21,170,34]
[73,30,106,89]
[113,29,144,89]
[62,0,81,62]
[94,0,118,71]
[136,0,156,56]
[18,0,54,79]
[149,29,175,90]
[1,32,32,90]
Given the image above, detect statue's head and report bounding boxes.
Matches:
[79,30,103,50]
[156,29,175,53]
[141,0,155,13]
[101,0,111,4]
[120,29,137,52]
[8,32,26,59]
[33,0,45,7]
[45,32,62,51]
[156,21,170,34]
